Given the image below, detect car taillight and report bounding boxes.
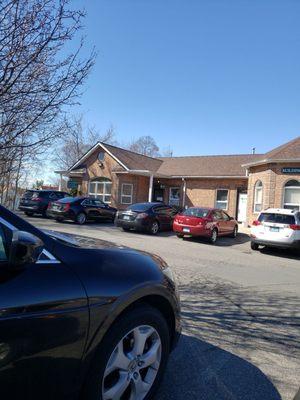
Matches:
[252,220,261,226]
[136,212,148,219]
[63,203,70,211]
[48,202,52,209]
[32,197,42,202]
[290,224,300,230]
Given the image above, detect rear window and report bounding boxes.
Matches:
[127,203,151,212]
[182,208,210,218]
[23,190,37,199]
[258,213,295,225]
[57,196,78,204]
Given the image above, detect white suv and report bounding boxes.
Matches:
[250,208,300,251]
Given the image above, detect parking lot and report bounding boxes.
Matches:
[22,214,300,400]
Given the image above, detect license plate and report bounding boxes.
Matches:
[270,227,279,232]
[183,227,190,233]
[123,215,130,221]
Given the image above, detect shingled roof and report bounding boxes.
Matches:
[156,154,263,177]
[242,136,300,167]
[69,137,300,178]
[103,143,163,172]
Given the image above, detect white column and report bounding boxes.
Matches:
[148,175,154,202]
[59,173,63,191]
[182,178,187,208]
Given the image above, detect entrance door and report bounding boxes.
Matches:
[153,188,164,202]
[238,193,248,222]
[169,187,180,206]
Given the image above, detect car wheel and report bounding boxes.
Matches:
[251,242,259,251]
[176,233,184,238]
[150,221,159,235]
[122,227,131,232]
[210,228,218,244]
[42,209,48,218]
[55,217,64,222]
[76,212,86,225]
[230,225,238,238]
[83,305,170,400]
[25,212,33,217]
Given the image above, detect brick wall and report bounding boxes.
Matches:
[80,151,124,207]
[247,162,300,225]
[184,178,248,217]
[117,174,149,210]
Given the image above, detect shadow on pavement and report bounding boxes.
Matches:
[176,279,300,399]
[259,246,300,261]
[182,232,250,247]
[157,334,281,400]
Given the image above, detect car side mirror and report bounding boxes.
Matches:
[9,231,44,268]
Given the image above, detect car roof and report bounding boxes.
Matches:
[261,208,298,215]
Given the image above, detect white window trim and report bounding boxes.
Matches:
[215,189,229,210]
[169,187,180,206]
[253,181,263,214]
[121,183,133,205]
[88,179,112,204]
[283,180,300,210]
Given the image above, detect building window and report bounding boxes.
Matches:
[283,180,300,210]
[253,180,263,213]
[88,178,112,203]
[169,187,180,206]
[215,189,229,210]
[121,183,133,204]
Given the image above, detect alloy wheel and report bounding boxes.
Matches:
[77,213,86,224]
[102,325,162,400]
[211,229,218,243]
[151,222,159,235]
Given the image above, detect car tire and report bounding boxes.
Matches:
[230,225,238,238]
[150,221,159,235]
[42,209,48,218]
[76,212,87,225]
[24,212,34,217]
[210,228,218,244]
[251,242,259,251]
[82,304,171,400]
[55,217,64,223]
[176,233,184,238]
[122,227,131,232]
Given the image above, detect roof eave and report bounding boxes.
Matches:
[242,158,300,168]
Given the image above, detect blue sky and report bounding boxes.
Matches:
[72,0,300,156]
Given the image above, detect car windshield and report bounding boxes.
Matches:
[127,203,152,212]
[182,208,210,218]
[258,213,295,224]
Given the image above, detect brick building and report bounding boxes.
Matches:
[56,136,300,225]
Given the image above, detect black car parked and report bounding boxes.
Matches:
[0,205,180,400]
[116,202,179,234]
[47,196,117,224]
[19,190,69,217]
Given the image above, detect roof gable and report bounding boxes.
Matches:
[264,136,300,160]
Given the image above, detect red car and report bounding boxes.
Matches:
[173,207,238,244]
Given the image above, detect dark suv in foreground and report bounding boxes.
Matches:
[47,196,117,224]
[0,205,180,400]
[116,202,179,234]
[19,190,69,217]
